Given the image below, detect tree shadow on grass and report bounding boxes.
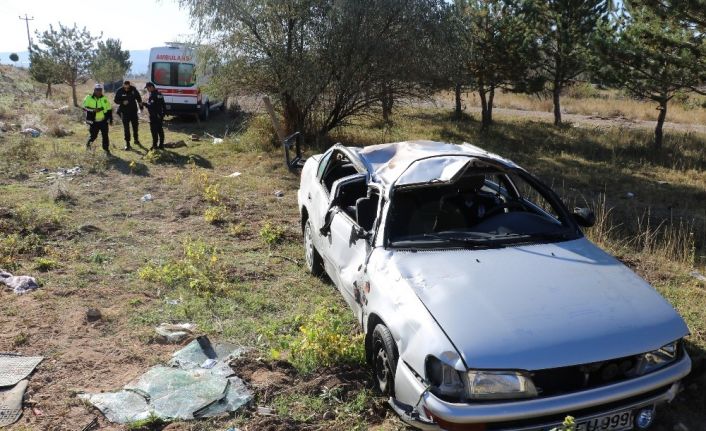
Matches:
[164,109,250,139]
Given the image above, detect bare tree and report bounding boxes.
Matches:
[182,0,444,142]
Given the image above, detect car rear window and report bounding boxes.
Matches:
[152,62,196,87]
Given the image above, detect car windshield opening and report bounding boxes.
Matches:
[387,166,578,248]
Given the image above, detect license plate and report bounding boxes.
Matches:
[575,409,633,431]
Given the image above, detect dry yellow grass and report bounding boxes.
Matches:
[499,91,706,124]
[440,87,706,125]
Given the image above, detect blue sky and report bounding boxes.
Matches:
[0,0,193,52]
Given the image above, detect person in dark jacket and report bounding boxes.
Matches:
[143,82,165,150]
[113,80,143,150]
[82,83,114,156]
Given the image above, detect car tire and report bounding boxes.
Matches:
[372,324,398,396]
[199,102,210,121]
[304,219,324,276]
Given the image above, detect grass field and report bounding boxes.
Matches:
[1,65,705,430]
[448,85,706,125]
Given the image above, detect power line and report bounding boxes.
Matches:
[18,14,34,53]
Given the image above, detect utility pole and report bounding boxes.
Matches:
[19,14,35,53]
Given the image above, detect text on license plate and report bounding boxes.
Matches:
[575,410,633,431]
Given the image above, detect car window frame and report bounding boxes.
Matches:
[383,162,582,249]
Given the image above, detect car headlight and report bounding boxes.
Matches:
[466,370,538,400]
[426,356,539,401]
[635,341,679,376]
[425,356,466,400]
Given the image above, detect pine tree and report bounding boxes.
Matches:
[524,0,611,125]
[596,6,706,149]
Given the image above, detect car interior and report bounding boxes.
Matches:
[388,169,566,241]
[320,151,380,232]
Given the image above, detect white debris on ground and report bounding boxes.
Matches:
[140,194,153,202]
[226,172,242,178]
[79,336,252,423]
[155,323,197,344]
[0,270,40,294]
[20,128,40,138]
[0,354,43,427]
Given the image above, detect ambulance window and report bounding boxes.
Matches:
[177,63,195,87]
[153,62,171,86]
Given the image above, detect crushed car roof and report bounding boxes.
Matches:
[353,140,519,187]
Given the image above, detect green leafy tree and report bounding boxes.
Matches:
[596,6,706,149]
[455,0,543,129]
[32,23,100,107]
[29,51,62,97]
[91,38,131,85]
[523,0,611,125]
[182,0,444,141]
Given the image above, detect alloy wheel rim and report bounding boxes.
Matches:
[375,342,389,389]
[304,223,314,269]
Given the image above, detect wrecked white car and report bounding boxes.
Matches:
[295,140,690,430]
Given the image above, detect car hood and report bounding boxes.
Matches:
[387,238,689,371]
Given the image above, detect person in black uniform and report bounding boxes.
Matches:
[113,80,143,150]
[143,82,165,150]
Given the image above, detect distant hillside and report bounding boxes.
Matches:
[0,49,151,75]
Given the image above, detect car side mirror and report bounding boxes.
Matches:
[573,207,595,228]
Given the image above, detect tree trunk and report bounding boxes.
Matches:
[552,81,562,126]
[381,84,394,123]
[487,86,495,126]
[282,93,304,137]
[654,100,667,150]
[454,82,462,119]
[70,80,78,107]
[45,83,52,98]
[479,85,489,130]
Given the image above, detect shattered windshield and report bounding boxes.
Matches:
[386,165,579,248]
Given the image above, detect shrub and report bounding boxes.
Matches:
[138,240,224,297]
[204,204,227,224]
[259,221,285,246]
[203,183,222,204]
[34,257,58,272]
[235,114,278,152]
[275,306,365,374]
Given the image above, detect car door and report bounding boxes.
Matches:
[319,174,370,315]
[327,210,370,314]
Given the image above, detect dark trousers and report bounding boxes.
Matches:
[88,121,109,151]
[149,117,164,147]
[121,112,139,144]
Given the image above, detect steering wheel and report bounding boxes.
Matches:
[483,200,528,218]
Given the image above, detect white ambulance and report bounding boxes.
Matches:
[147,44,222,120]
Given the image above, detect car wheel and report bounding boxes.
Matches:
[304,219,323,276]
[199,103,210,121]
[372,324,398,396]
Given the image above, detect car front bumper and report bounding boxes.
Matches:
[391,353,691,430]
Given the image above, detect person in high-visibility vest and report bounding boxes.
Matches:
[83,83,114,156]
